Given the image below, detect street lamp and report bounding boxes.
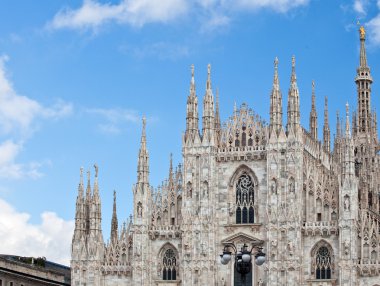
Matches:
[220,243,266,284]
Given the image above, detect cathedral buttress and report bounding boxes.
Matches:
[132,117,152,286]
[133,116,151,226]
[338,103,359,284]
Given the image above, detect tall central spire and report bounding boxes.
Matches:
[359,26,367,68]
[355,25,373,134]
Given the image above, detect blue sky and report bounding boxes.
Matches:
[0,0,379,265]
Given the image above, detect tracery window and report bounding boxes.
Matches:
[235,173,255,224]
[315,246,332,279]
[162,249,177,280]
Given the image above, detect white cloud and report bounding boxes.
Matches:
[0,198,74,265]
[0,140,46,179]
[352,0,380,47]
[367,14,380,45]
[0,55,72,179]
[86,107,139,134]
[48,0,188,30]
[201,13,230,33]
[48,0,310,32]
[0,56,73,137]
[231,0,309,13]
[353,0,367,15]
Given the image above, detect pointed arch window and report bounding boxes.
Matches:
[162,249,177,280]
[235,172,255,224]
[315,246,332,279]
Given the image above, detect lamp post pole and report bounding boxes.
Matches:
[220,243,266,286]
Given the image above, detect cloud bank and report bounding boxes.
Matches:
[47,0,309,31]
[0,198,74,265]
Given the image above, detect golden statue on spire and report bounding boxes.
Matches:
[357,21,365,39]
[359,26,365,39]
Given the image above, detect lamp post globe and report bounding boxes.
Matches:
[219,242,266,285]
[255,255,266,266]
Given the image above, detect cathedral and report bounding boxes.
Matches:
[70,27,380,286]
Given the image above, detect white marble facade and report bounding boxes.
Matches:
[71,28,380,286]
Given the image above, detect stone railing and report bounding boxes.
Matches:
[302,221,338,236]
[102,263,132,275]
[357,259,380,276]
[217,145,266,162]
[149,225,182,239]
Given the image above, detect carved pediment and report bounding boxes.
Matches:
[221,232,264,246]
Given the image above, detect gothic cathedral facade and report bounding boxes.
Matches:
[71,27,380,286]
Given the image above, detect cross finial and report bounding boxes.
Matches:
[292,55,295,68]
[191,64,194,78]
[274,57,279,69]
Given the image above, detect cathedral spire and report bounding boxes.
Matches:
[333,111,342,159]
[309,80,318,139]
[110,190,118,243]
[359,26,367,68]
[168,153,174,191]
[355,25,373,134]
[286,56,300,134]
[336,111,341,139]
[373,110,378,140]
[206,63,212,91]
[86,169,91,200]
[323,96,331,152]
[342,102,355,179]
[185,64,199,142]
[202,64,215,141]
[345,102,351,138]
[74,167,85,238]
[270,57,283,134]
[93,164,99,199]
[214,88,221,136]
[137,116,149,185]
[78,167,84,198]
